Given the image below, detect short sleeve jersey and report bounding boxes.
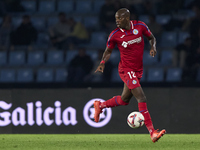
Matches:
[106,20,151,72]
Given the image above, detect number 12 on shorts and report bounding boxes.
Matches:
[127,71,136,79]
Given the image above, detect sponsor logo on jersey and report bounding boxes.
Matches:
[122,41,128,48]
[133,29,138,35]
[121,36,142,48]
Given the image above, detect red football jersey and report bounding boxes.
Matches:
[107,20,151,72]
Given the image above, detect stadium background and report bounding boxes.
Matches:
[0,0,200,134]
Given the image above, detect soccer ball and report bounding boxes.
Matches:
[127,111,144,128]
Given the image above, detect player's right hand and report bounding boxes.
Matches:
[95,63,105,73]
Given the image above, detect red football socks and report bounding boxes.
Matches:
[99,95,129,109]
[138,102,155,136]
[99,97,154,135]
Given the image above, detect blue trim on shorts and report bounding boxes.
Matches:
[140,109,147,113]
[127,80,129,86]
[115,96,119,106]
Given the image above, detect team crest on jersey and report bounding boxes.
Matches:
[132,80,137,84]
[133,29,138,35]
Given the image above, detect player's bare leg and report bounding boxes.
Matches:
[121,83,133,103]
[131,86,166,142]
[93,83,132,123]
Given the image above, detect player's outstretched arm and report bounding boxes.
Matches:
[147,34,157,57]
[95,47,113,73]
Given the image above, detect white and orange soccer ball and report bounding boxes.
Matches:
[127,111,144,128]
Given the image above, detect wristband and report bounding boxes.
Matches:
[100,60,105,64]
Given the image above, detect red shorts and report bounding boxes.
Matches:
[118,68,143,89]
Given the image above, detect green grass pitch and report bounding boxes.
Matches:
[0,134,199,150]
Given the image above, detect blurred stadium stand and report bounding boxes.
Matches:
[57,0,74,13]
[46,50,64,65]
[21,0,37,12]
[55,68,68,82]
[0,69,16,83]
[36,68,54,82]
[147,68,164,82]
[38,0,56,14]
[0,0,198,86]
[159,50,173,66]
[27,51,45,66]
[166,68,182,82]
[17,68,34,82]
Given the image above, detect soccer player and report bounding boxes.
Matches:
[94,8,166,143]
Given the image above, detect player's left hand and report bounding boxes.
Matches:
[150,49,157,57]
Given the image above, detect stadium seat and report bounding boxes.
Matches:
[89,32,107,48]
[57,0,74,13]
[93,0,105,13]
[178,31,190,44]
[66,50,78,65]
[32,17,46,31]
[139,15,149,24]
[143,50,158,66]
[109,50,120,66]
[36,68,54,82]
[184,0,193,7]
[73,15,83,23]
[75,0,92,14]
[83,16,99,29]
[86,50,98,62]
[111,67,121,82]
[38,0,55,14]
[0,69,16,82]
[21,0,36,12]
[0,18,2,25]
[55,68,68,82]
[156,15,171,25]
[36,33,50,47]
[9,51,25,66]
[47,17,58,27]
[147,68,164,82]
[0,51,7,66]
[91,75,103,82]
[140,69,146,82]
[160,31,177,47]
[17,69,34,82]
[27,51,44,66]
[166,68,182,82]
[159,50,173,66]
[46,51,64,65]
[196,69,200,82]
[12,17,22,29]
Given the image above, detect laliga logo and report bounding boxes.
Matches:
[83,98,112,128]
